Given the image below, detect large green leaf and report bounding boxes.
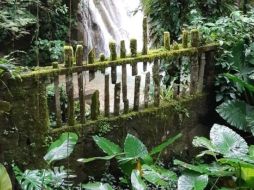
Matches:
[44,132,78,163]
[82,182,113,190]
[150,133,182,156]
[124,134,148,159]
[174,160,234,177]
[142,164,177,187]
[225,73,254,92]
[210,124,248,157]
[93,136,122,156]
[13,165,44,190]
[131,170,146,190]
[216,100,248,131]
[177,174,208,190]
[0,164,12,190]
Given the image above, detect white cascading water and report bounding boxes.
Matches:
[79,0,143,56]
[77,0,149,112]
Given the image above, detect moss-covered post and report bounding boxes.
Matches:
[142,17,148,55]
[130,39,137,57]
[88,48,95,64]
[197,53,206,93]
[122,64,129,113]
[130,39,138,76]
[133,75,141,111]
[190,29,200,95]
[104,74,110,117]
[111,66,117,84]
[142,17,148,71]
[64,46,75,126]
[120,40,126,58]
[182,30,189,48]
[164,32,170,50]
[109,41,117,84]
[76,45,86,123]
[88,48,96,81]
[153,59,160,107]
[114,82,121,116]
[191,29,199,48]
[99,53,106,73]
[109,41,117,61]
[132,62,138,76]
[144,72,150,108]
[52,62,62,127]
[99,53,106,62]
[91,90,100,120]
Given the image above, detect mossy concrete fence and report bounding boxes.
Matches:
[0,18,217,176]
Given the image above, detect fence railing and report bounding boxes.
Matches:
[1,17,218,129]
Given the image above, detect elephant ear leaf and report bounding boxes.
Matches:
[216,100,248,131]
[93,136,122,156]
[210,124,248,157]
[44,132,78,163]
[131,170,146,190]
[178,174,208,190]
[0,164,12,190]
[124,134,148,159]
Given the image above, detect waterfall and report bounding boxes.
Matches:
[79,0,143,56]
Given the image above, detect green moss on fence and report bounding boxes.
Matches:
[19,43,218,79]
[49,93,205,136]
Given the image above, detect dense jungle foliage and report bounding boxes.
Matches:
[2,0,254,189]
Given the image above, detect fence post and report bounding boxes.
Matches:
[153,59,160,107]
[52,62,62,127]
[190,29,200,95]
[114,83,121,116]
[133,75,141,111]
[104,74,110,117]
[120,40,126,58]
[122,64,129,113]
[164,32,170,50]
[76,45,86,123]
[64,46,75,126]
[110,41,117,84]
[142,17,148,55]
[91,90,100,120]
[182,30,188,48]
[88,48,95,81]
[144,72,150,108]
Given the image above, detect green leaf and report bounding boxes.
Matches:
[82,182,114,190]
[44,132,78,163]
[241,166,254,187]
[177,174,208,190]
[77,155,117,163]
[210,124,248,157]
[142,164,177,187]
[131,170,146,190]
[0,164,12,190]
[124,134,148,159]
[174,160,234,177]
[93,136,122,156]
[249,145,254,157]
[216,100,248,131]
[225,73,254,92]
[192,137,215,151]
[150,133,182,156]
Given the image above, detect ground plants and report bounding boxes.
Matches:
[78,133,182,189]
[175,124,254,189]
[13,132,78,190]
